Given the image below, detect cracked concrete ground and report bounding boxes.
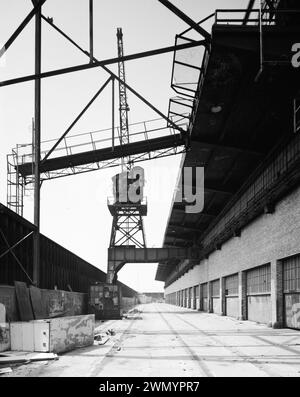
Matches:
[2,303,300,377]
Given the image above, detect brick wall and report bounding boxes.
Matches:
[165,184,300,299]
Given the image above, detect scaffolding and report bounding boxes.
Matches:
[7,150,25,216]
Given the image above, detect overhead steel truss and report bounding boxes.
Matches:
[1,0,211,286]
[7,118,187,216]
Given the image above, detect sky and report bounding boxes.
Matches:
[0,0,251,293]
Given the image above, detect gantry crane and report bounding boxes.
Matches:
[107,28,147,272]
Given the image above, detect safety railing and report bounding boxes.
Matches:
[169,6,300,130]
[167,97,193,127]
[11,117,186,168]
[215,9,261,25]
[107,197,147,207]
[168,13,213,129]
[215,8,300,26]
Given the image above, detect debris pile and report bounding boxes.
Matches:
[0,352,58,376]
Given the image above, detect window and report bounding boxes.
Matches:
[284,255,300,292]
[211,279,220,297]
[247,264,271,294]
[225,274,238,296]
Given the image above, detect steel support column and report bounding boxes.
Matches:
[33,2,42,287]
[89,0,94,63]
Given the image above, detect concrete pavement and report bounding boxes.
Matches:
[4,303,300,377]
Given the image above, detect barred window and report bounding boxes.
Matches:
[284,255,300,292]
[247,264,271,294]
[211,279,220,297]
[225,274,238,296]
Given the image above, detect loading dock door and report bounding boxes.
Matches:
[283,255,300,330]
[201,283,208,311]
[246,264,271,324]
[225,274,239,318]
[189,287,193,308]
[211,279,221,314]
[194,285,199,310]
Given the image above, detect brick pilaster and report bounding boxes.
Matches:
[271,260,284,328]
[220,277,226,316]
[238,271,247,320]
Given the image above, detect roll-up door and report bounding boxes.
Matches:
[211,279,221,314]
[201,283,208,311]
[185,288,189,308]
[225,274,239,318]
[194,285,199,310]
[283,255,300,329]
[247,264,271,324]
[188,287,193,308]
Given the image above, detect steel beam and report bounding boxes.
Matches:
[112,78,115,151]
[0,231,34,260]
[1,16,199,135]
[0,40,205,88]
[18,133,184,177]
[158,0,211,41]
[0,228,33,284]
[0,0,47,59]
[42,77,112,163]
[41,17,191,134]
[108,246,201,263]
[243,0,256,25]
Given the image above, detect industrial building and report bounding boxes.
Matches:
[160,0,300,330]
[0,0,300,378]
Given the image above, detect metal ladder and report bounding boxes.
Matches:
[7,152,25,216]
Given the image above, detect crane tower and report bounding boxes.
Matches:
[107,28,147,284]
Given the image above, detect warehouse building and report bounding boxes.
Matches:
[158,0,300,329]
[0,203,138,320]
